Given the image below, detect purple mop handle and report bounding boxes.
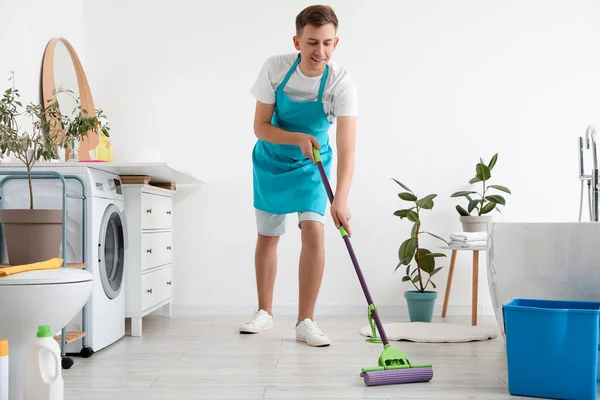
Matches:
[312,147,389,346]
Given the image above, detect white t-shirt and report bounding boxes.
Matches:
[250,53,358,123]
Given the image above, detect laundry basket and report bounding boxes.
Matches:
[503,298,600,400]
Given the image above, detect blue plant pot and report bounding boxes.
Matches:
[404,290,438,322]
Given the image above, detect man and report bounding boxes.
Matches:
[240,5,357,347]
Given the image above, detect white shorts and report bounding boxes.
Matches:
[255,209,325,236]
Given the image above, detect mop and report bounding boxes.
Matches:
[312,147,434,386]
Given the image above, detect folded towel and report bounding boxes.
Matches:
[0,258,63,277]
[450,232,487,242]
[449,240,487,248]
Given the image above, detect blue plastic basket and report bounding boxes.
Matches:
[503,298,600,400]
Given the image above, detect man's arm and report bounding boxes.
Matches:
[253,101,320,162]
[334,116,357,204]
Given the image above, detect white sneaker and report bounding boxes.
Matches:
[239,309,273,333]
[295,318,331,347]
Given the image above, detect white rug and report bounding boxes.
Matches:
[359,322,498,343]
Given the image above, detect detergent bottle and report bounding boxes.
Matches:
[94,131,114,162]
[23,325,63,400]
[0,339,7,400]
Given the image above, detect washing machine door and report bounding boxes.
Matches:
[98,203,125,299]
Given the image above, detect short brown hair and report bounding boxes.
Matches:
[295,5,338,36]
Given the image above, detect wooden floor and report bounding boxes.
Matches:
[62,314,535,399]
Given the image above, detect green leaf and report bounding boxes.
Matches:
[488,185,511,194]
[476,162,491,181]
[392,178,412,193]
[468,199,480,213]
[488,153,498,170]
[450,191,477,198]
[402,276,411,282]
[412,275,420,283]
[398,238,417,265]
[431,281,437,289]
[481,201,496,214]
[416,194,437,209]
[421,231,450,245]
[411,223,418,238]
[407,211,419,222]
[418,249,435,274]
[456,205,470,216]
[393,209,411,218]
[469,176,482,184]
[485,195,506,205]
[430,267,443,277]
[405,265,410,276]
[399,192,417,201]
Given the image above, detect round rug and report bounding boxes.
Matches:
[359,322,498,343]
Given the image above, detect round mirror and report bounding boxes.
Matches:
[41,37,99,160]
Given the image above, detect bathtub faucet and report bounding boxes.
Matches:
[579,125,599,221]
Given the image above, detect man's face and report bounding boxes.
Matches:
[293,23,338,76]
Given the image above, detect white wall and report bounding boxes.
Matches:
[14,0,600,318]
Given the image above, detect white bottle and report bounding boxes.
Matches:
[0,338,7,400]
[23,325,63,400]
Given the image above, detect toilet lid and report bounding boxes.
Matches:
[0,268,93,286]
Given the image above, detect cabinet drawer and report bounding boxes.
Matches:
[141,231,172,271]
[141,266,172,311]
[141,192,172,230]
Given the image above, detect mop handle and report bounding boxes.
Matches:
[312,147,390,346]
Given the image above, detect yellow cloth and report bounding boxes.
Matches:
[95,132,114,162]
[0,258,63,277]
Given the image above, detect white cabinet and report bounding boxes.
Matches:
[123,184,175,336]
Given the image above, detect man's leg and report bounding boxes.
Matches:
[239,209,285,333]
[295,212,331,346]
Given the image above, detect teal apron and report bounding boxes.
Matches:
[252,55,333,216]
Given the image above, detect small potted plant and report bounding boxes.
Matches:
[450,153,511,232]
[0,73,108,265]
[392,179,449,322]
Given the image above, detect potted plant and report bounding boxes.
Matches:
[392,179,449,322]
[0,73,107,265]
[450,153,511,232]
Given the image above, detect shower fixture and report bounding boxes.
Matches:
[578,125,599,221]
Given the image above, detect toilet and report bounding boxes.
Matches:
[0,268,93,400]
[487,222,600,336]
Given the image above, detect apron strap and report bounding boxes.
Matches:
[279,55,301,91]
[317,64,329,102]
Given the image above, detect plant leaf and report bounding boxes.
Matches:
[399,192,417,201]
[450,191,477,198]
[398,238,417,265]
[393,209,411,218]
[485,195,506,205]
[431,281,437,289]
[488,185,511,194]
[418,249,435,274]
[468,199,480,213]
[469,176,482,184]
[402,276,411,282]
[407,211,419,222]
[488,153,498,170]
[421,231,450,245]
[392,178,412,193]
[430,267,443,276]
[476,162,491,181]
[456,205,470,216]
[411,223,418,238]
[481,201,496,214]
[416,194,437,209]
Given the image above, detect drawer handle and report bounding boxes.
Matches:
[167,210,171,215]
[147,248,152,254]
[147,288,153,294]
[167,281,172,285]
[146,208,152,214]
[167,246,172,250]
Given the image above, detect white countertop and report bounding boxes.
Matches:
[0,161,206,185]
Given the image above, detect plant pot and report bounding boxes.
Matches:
[404,290,438,322]
[460,215,492,232]
[0,209,63,265]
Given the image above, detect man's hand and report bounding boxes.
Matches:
[331,199,351,236]
[294,133,320,163]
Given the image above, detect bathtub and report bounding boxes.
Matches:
[487,222,600,335]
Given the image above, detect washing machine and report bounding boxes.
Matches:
[0,165,127,353]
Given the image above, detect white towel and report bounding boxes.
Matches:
[449,231,487,242]
[449,240,487,248]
